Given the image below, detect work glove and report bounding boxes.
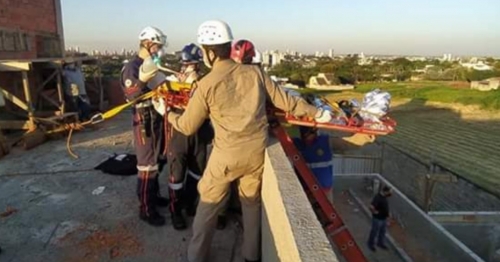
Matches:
[152,97,168,116]
[139,56,159,83]
[314,108,332,123]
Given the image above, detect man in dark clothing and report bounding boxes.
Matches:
[368,185,392,252]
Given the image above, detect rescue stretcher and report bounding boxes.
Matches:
[85,78,396,136]
[155,80,397,136]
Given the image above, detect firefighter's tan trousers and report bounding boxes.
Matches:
[188,151,264,262]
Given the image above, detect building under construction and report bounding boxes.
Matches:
[0,0,104,154]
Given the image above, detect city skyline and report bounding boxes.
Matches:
[62,0,500,57]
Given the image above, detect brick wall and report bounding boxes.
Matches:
[0,0,61,60]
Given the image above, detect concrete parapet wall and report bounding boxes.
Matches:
[262,139,339,262]
[429,211,500,224]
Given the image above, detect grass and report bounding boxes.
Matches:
[354,81,500,110]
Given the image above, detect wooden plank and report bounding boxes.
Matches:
[22,71,35,131]
[0,88,5,107]
[0,61,31,71]
[34,111,63,117]
[40,92,60,108]
[56,69,65,113]
[0,87,29,111]
[0,120,30,130]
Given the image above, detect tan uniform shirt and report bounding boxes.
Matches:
[168,59,317,158]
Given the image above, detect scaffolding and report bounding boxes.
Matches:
[0,56,104,132]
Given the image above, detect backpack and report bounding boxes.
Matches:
[94,154,138,176]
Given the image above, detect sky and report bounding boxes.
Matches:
[61,0,500,56]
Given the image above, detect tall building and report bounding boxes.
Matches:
[0,0,65,60]
[329,49,334,58]
[271,52,284,66]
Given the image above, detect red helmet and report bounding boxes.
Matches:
[231,40,255,64]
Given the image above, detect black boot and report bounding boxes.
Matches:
[137,176,166,227]
[140,210,166,226]
[169,188,187,230]
[184,172,200,217]
[171,211,187,230]
[153,176,169,207]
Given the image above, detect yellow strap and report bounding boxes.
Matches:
[101,91,155,120]
[86,80,193,125]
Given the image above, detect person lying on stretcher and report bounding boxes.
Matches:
[293,126,375,202]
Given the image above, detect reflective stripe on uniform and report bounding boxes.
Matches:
[137,164,158,172]
[187,170,201,180]
[169,182,183,190]
[307,160,334,169]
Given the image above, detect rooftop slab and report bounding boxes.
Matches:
[0,113,243,262]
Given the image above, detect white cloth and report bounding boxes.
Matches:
[315,108,332,123]
[152,97,167,116]
[359,89,391,122]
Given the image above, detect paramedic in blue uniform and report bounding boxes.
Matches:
[120,26,169,226]
[167,43,214,230]
[293,126,376,202]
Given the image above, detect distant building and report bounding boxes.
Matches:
[328,49,334,58]
[308,73,354,90]
[442,53,453,62]
[470,77,500,91]
[315,51,324,58]
[461,60,493,71]
[0,0,65,60]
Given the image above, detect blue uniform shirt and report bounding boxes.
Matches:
[120,56,149,101]
[293,135,334,189]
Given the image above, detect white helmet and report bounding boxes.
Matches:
[197,20,233,45]
[252,50,262,64]
[139,26,167,46]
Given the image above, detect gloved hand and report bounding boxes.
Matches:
[152,97,168,116]
[314,108,332,123]
[139,56,159,83]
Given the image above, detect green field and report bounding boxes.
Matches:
[322,81,500,197]
[355,81,500,110]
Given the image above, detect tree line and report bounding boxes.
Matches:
[268,56,500,84]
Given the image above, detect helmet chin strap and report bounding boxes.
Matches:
[202,47,217,68]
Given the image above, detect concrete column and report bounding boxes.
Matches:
[54,0,65,56]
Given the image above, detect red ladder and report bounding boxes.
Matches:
[269,118,368,262]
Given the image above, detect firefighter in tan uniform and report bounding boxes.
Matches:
[166,20,332,262]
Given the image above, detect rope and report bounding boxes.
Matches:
[66,128,78,159]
